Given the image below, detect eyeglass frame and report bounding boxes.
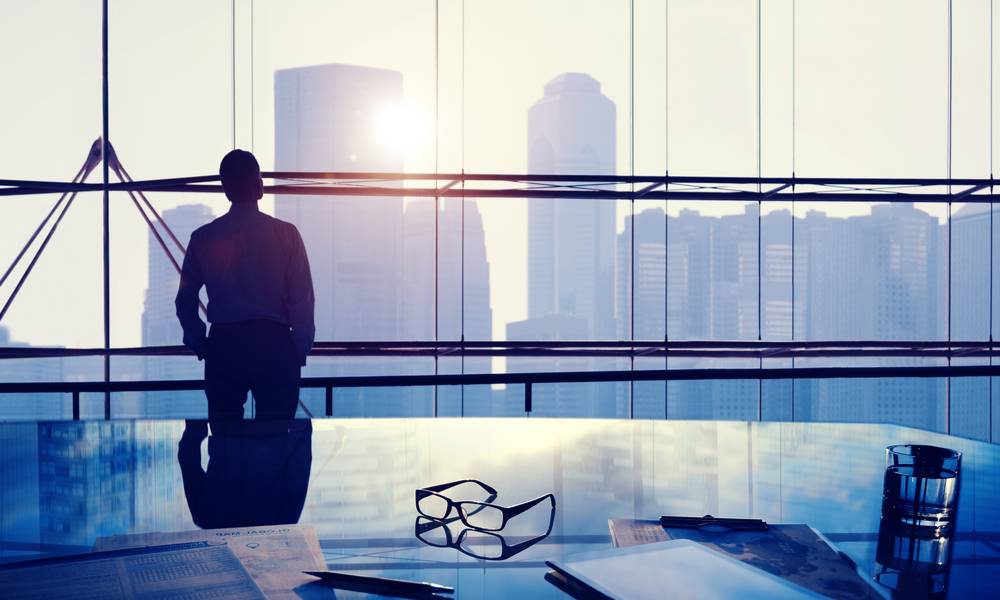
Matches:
[415,479,555,532]
[414,500,555,561]
[415,479,498,526]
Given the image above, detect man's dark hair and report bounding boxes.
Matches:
[219,149,263,203]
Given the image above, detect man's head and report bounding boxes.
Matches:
[219,149,263,203]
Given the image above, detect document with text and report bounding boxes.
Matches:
[96,524,326,600]
[0,540,265,599]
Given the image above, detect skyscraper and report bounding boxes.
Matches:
[0,327,64,420]
[525,73,617,338]
[275,63,416,415]
[617,203,948,425]
[141,203,214,418]
[402,198,495,415]
[507,73,620,417]
[275,63,405,343]
[616,207,667,418]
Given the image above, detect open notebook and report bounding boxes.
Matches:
[547,539,824,600]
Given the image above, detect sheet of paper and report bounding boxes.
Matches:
[0,540,265,600]
[608,518,668,547]
[96,525,326,600]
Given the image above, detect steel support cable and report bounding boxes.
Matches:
[433,0,440,417]
[250,0,255,154]
[460,0,466,417]
[231,0,236,150]
[0,140,103,322]
[791,0,796,420]
[0,163,87,292]
[629,0,636,418]
[110,173,180,272]
[116,174,206,316]
[664,0,670,419]
[0,186,81,323]
[114,159,187,256]
[947,0,953,434]
[104,146,207,315]
[757,0,763,420]
[102,0,111,420]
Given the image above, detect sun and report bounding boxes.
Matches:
[373,103,425,155]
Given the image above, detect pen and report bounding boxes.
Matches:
[303,570,455,595]
[659,515,768,531]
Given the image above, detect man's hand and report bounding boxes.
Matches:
[184,333,208,361]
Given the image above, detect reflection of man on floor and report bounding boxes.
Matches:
[178,419,313,529]
[175,150,315,420]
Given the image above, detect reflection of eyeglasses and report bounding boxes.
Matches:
[415,480,555,532]
[415,502,555,561]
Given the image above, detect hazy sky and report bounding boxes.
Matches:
[0,0,996,348]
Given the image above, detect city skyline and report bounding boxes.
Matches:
[1,56,997,432]
[5,5,1000,596]
[5,0,995,351]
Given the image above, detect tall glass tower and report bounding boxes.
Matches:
[274,63,405,343]
[507,73,620,417]
[525,73,616,338]
[141,204,214,418]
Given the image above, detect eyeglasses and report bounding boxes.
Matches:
[415,479,555,532]
[415,504,555,561]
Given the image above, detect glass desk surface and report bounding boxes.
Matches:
[1,418,997,599]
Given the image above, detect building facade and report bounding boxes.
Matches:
[141,204,215,418]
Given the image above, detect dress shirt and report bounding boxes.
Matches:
[175,202,315,365]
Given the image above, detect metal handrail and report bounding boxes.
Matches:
[2,172,998,203]
[1,340,997,360]
[3,363,1000,420]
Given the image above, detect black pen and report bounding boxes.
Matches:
[303,570,455,595]
[659,515,768,531]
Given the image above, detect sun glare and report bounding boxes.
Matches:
[373,103,425,155]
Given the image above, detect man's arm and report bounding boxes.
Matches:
[175,233,208,360]
[286,226,315,366]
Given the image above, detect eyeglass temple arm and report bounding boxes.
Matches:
[507,507,557,554]
[504,493,556,519]
[421,479,499,495]
[504,532,548,555]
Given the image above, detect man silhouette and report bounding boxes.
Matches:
[176,149,315,420]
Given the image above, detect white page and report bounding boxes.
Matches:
[96,525,325,600]
[0,541,265,600]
